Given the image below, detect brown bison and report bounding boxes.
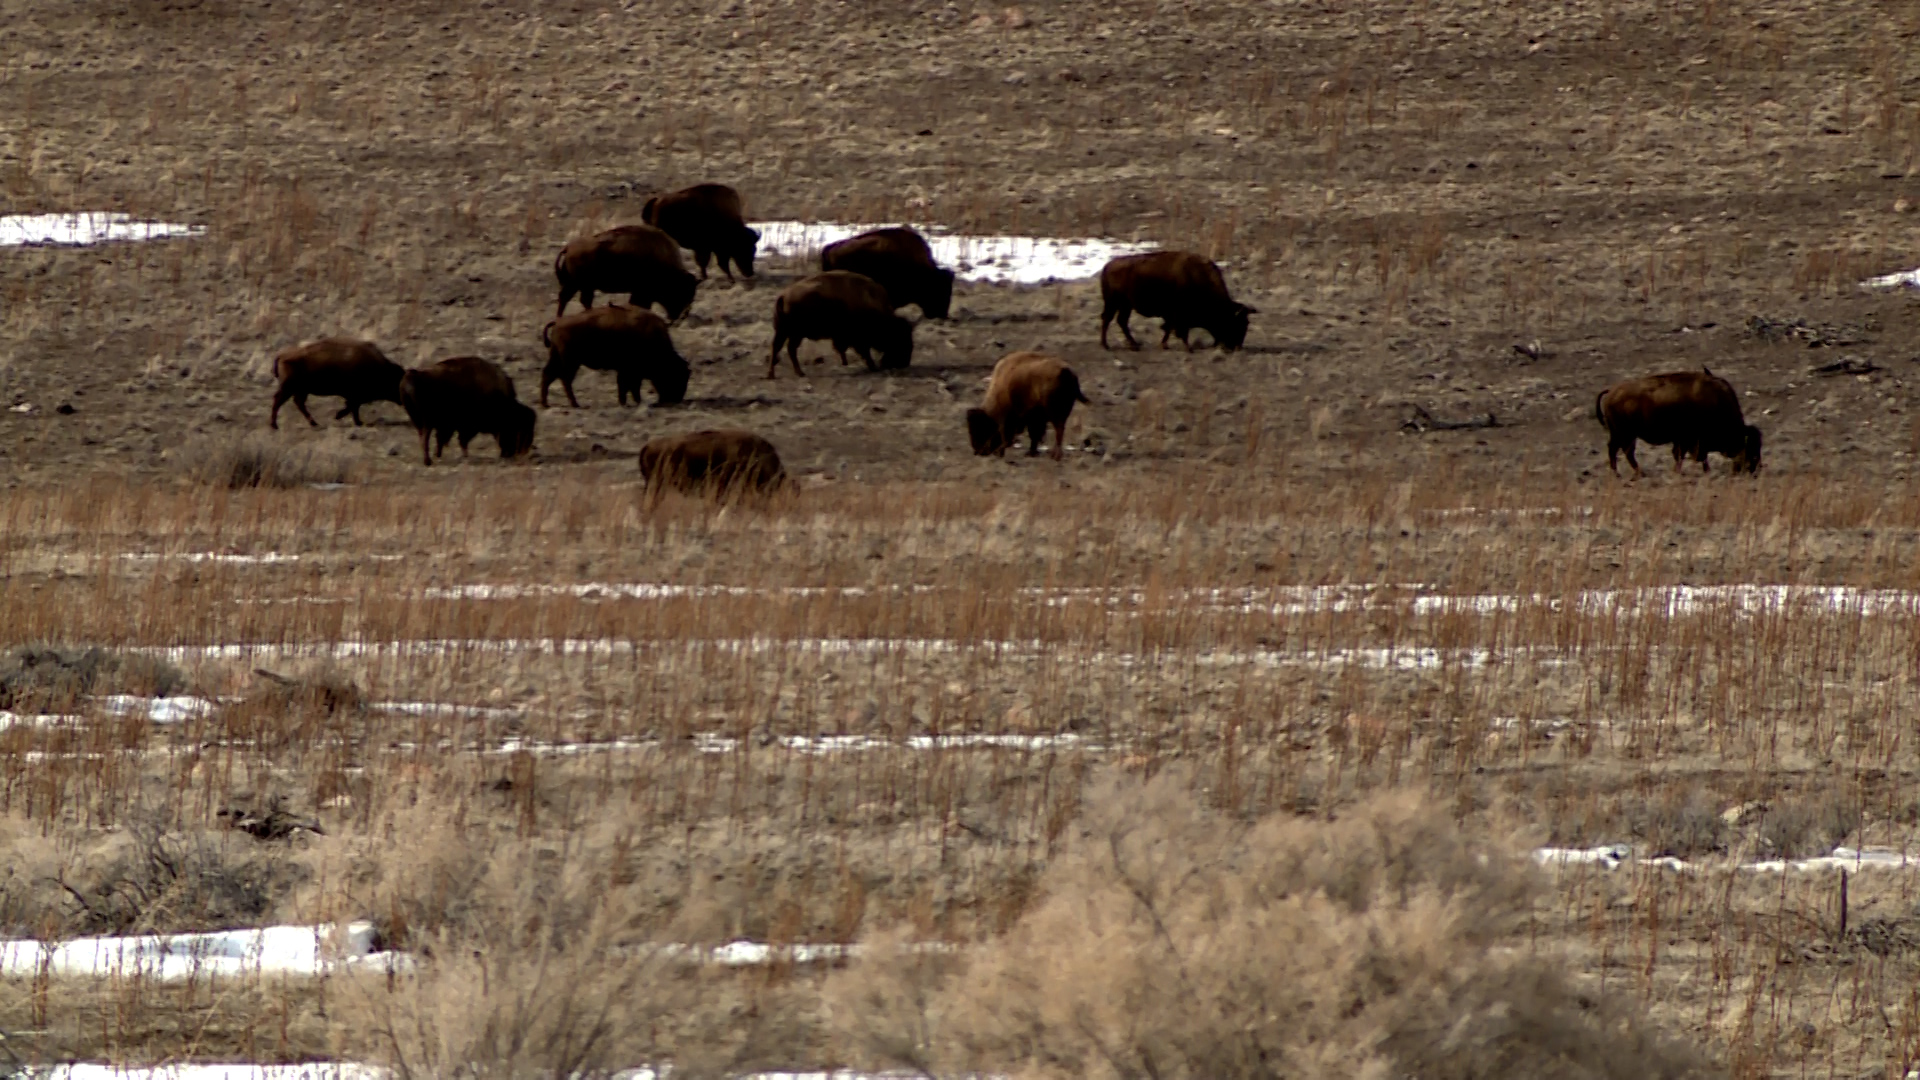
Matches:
[641,183,760,281]
[540,305,690,409]
[966,351,1090,462]
[1595,367,1762,477]
[767,271,914,378]
[397,356,537,467]
[638,429,786,499]
[554,225,697,321]
[1099,250,1254,352]
[269,338,404,430]
[819,227,954,319]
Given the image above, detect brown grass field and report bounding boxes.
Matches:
[5,0,1920,1076]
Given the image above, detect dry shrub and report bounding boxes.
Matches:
[187,433,352,489]
[828,770,1713,1080]
[0,644,186,711]
[338,840,675,1080]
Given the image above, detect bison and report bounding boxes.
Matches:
[966,351,1089,462]
[638,429,786,499]
[397,356,537,467]
[767,271,914,378]
[819,227,954,319]
[1099,250,1254,352]
[641,183,761,281]
[1595,367,1762,477]
[269,338,404,430]
[540,305,690,408]
[554,225,698,322]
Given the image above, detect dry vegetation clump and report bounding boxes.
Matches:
[829,771,1712,1080]
[0,644,185,712]
[185,433,354,490]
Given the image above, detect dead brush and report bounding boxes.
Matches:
[185,433,352,490]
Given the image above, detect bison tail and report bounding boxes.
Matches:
[541,321,556,349]
[1593,390,1608,426]
[640,197,660,225]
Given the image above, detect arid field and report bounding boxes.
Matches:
[4,0,1920,1077]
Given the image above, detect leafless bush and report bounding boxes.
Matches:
[186,433,352,489]
[0,644,186,711]
[828,770,1713,1079]
[34,817,302,937]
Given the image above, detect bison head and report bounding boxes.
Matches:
[652,352,691,406]
[966,408,1006,456]
[499,402,537,460]
[1211,301,1255,352]
[733,225,761,278]
[878,315,915,370]
[1732,424,1763,474]
[921,266,956,320]
[662,270,699,323]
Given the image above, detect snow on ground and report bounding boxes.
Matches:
[0,922,404,981]
[0,212,203,247]
[96,694,219,723]
[1533,845,1919,874]
[753,220,1157,284]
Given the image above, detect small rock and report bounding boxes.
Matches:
[55,403,75,415]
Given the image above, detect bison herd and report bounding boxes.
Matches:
[269,180,1764,494]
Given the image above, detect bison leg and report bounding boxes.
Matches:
[556,286,577,319]
[564,377,581,408]
[1026,418,1047,457]
[579,288,596,311]
[1622,441,1644,479]
[269,387,293,430]
[417,427,434,467]
[1102,302,1139,350]
[335,402,366,425]
[788,338,807,378]
[856,346,879,373]
[290,394,320,428]
[768,331,787,379]
[693,249,712,280]
[1051,419,1067,462]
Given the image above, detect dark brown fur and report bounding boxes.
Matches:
[767,271,915,378]
[1099,250,1254,352]
[638,429,786,499]
[1595,368,1763,477]
[966,351,1090,462]
[553,225,698,321]
[540,305,690,408]
[269,338,404,430]
[640,183,761,281]
[819,227,954,319]
[397,356,537,467]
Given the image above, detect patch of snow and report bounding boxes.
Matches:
[96,694,218,723]
[40,1068,382,1080]
[0,212,204,247]
[120,551,405,565]
[692,731,1091,755]
[0,921,405,981]
[1535,845,1919,874]
[753,220,1159,285]
[369,700,525,720]
[0,710,85,731]
[1862,267,1920,289]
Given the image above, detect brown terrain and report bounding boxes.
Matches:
[3,0,1920,1076]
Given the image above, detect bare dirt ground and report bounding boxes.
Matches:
[5,0,1920,1076]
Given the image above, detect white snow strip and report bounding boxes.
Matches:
[96,694,218,723]
[1862,267,1920,289]
[120,552,406,565]
[0,710,85,731]
[369,701,525,720]
[1534,845,1919,874]
[0,921,405,980]
[753,220,1159,284]
[0,212,204,247]
[692,731,1092,755]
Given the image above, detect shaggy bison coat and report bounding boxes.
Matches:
[540,305,690,408]
[269,338,404,429]
[767,271,914,378]
[1099,251,1254,352]
[638,429,786,499]
[641,184,761,281]
[1595,368,1762,477]
[966,351,1090,462]
[819,227,954,319]
[398,356,537,467]
[554,225,698,321]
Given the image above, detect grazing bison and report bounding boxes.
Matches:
[767,271,914,378]
[638,429,786,499]
[1099,250,1254,352]
[966,351,1090,462]
[641,183,761,281]
[540,305,690,408]
[554,225,697,321]
[1595,367,1762,477]
[397,356,537,467]
[269,338,404,430]
[819,227,954,319]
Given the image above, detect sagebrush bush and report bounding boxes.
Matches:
[187,434,353,489]
[827,770,1714,1080]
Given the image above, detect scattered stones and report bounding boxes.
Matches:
[1748,314,1877,348]
[1809,357,1880,377]
[1401,405,1499,433]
